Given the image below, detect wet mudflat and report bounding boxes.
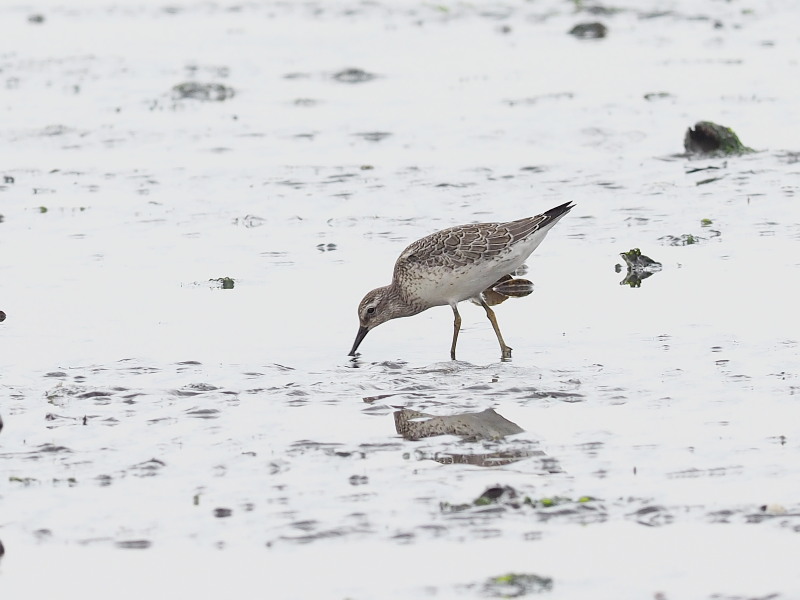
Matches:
[1,0,800,598]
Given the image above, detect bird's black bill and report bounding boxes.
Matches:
[349,326,369,356]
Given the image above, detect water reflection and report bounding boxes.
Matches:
[395,408,548,467]
[420,448,552,468]
[394,408,522,441]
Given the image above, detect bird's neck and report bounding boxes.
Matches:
[385,283,426,319]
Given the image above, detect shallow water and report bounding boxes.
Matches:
[2,0,800,598]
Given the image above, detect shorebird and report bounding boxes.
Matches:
[349,201,574,360]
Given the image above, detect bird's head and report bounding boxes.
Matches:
[348,286,404,356]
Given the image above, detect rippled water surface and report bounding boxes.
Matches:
[2,0,800,598]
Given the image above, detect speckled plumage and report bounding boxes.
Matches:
[349,201,574,360]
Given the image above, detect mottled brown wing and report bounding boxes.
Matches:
[491,277,534,298]
[393,201,574,279]
[479,274,513,306]
[395,217,545,272]
[476,276,535,307]
[502,214,550,241]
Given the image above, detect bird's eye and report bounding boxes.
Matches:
[366,306,376,315]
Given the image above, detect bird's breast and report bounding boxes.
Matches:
[397,255,522,307]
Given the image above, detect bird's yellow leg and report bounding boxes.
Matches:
[480,299,512,359]
[450,305,461,360]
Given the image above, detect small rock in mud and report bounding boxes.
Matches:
[644,91,674,101]
[684,121,754,156]
[394,407,523,441]
[482,573,553,597]
[172,82,235,102]
[0,310,6,322]
[568,22,608,39]
[659,234,701,246]
[616,248,662,288]
[332,68,377,84]
[475,485,520,506]
[441,485,528,512]
[618,248,662,271]
[209,277,235,289]
[353,131,392,142]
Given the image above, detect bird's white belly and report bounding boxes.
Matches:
[404,254,524,307]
